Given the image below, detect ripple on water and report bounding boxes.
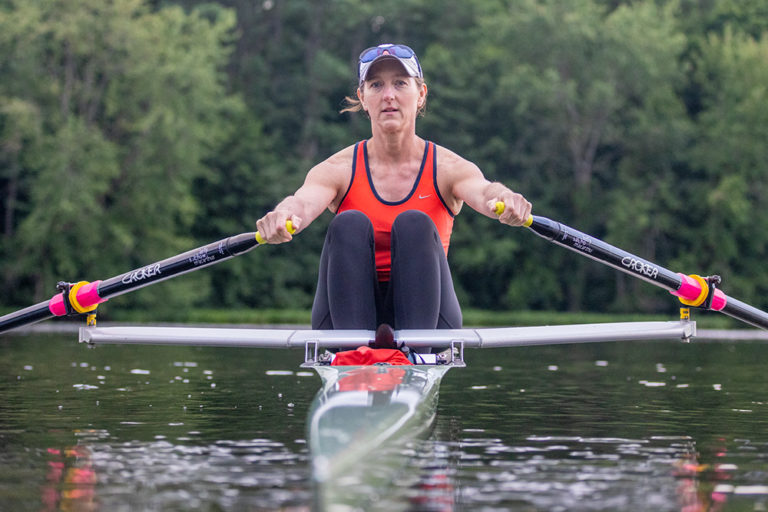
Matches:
[86,438,311,510]
[448,435,693,510]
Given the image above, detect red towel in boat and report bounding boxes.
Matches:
[337,366,407,391]
[331,346,413,366]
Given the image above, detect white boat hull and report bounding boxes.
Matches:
[308,364,452,510]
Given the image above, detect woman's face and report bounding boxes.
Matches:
[358,59,427,133]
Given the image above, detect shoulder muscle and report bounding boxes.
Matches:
[300,144,356,212]
[434,144,488,214]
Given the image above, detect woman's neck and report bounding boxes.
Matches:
[369,129,423,165]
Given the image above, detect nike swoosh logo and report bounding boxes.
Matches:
[419,194,431,199]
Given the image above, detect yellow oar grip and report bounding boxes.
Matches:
[494,201,533,227]
[255,220,295,244]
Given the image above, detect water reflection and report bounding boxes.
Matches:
[430,341,768,511]
[437,433,703,510]
[1,334,767,511]
[42,445,97,512]
[35,437,311,512]
[86,437,309,510]
[673,440,729,512]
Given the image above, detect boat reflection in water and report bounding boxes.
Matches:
[308,364,453,511]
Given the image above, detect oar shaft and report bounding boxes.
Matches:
[97,232,259,299]
[1,232,266,334]
[721,297,768,330]
[527,216,684,291]
[0,300,55,333]
[1,219,298,334]
[526,214,768,330]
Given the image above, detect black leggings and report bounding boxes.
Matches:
[311,210,462,330]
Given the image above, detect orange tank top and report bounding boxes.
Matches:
[337,140,455,281]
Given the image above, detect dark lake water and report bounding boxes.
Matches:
[1,328,767,511]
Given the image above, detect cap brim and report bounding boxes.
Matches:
[359,55,421,84]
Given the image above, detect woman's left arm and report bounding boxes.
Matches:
[439,147,532,226]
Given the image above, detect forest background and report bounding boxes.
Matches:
[1,0,767,325]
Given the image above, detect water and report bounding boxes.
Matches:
[1,330,767,511]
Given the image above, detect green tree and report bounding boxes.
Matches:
[422,0,689,312]
[680,28,768,307]
[4,0,768,321]
[0,0,241,315]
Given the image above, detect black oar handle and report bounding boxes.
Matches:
[0,222,294,334]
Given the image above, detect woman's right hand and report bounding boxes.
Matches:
[256,211,301,244]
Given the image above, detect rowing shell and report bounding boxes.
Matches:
[308,363,453,510]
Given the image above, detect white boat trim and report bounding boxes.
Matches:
[401,320,696,347]
[79,320,695,350]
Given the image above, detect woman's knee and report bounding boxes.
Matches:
[392,210,437,239]
[328,210,373,247]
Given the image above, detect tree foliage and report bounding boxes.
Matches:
[1,0,768,319]
[1,0,240,314]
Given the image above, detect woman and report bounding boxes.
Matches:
[256,44,532,331]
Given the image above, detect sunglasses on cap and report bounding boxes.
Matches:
[358,44,422,84]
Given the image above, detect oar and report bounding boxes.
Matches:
[495,202,768,330]
[0,222,295,334]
